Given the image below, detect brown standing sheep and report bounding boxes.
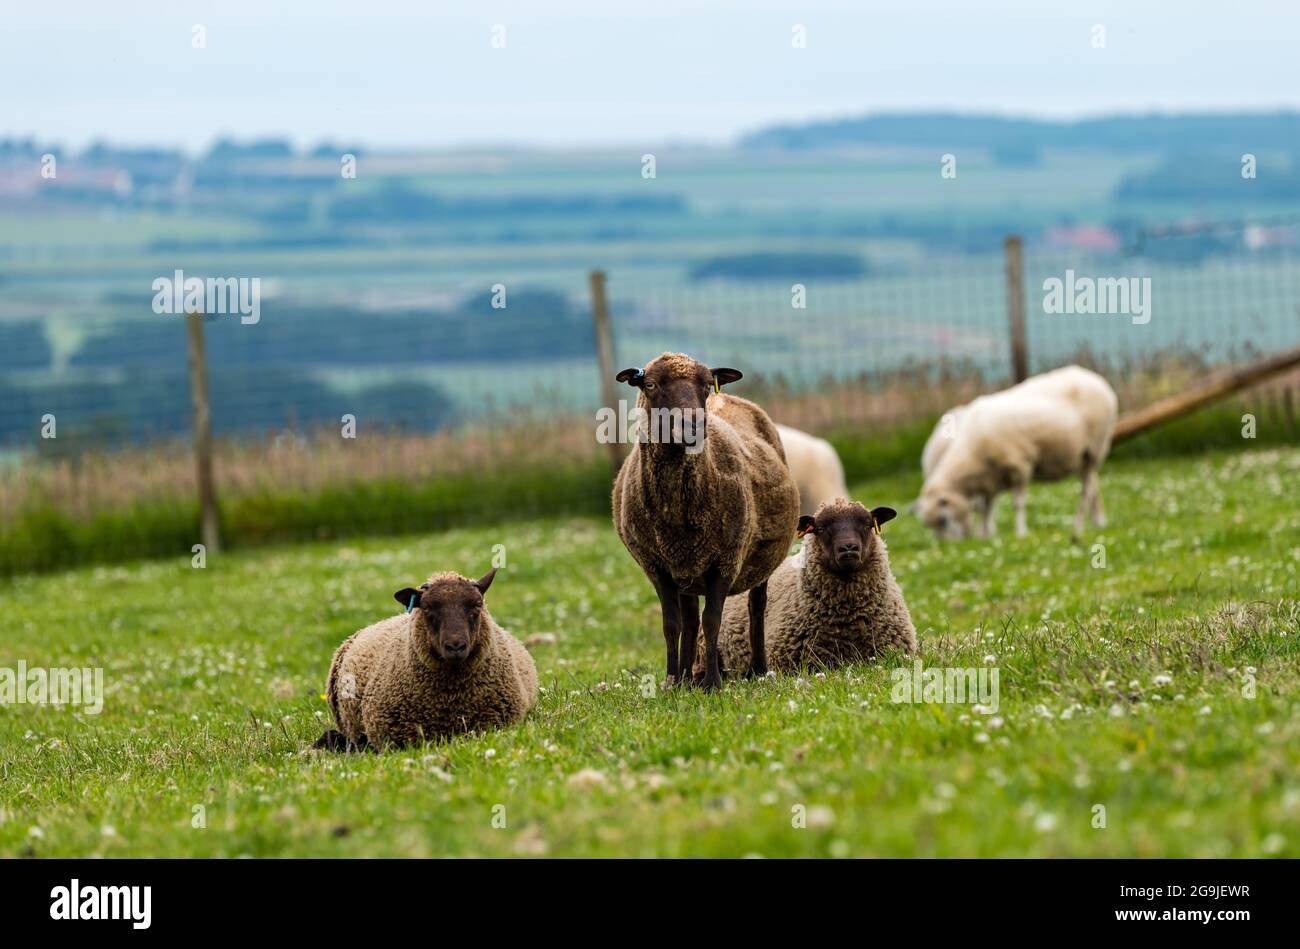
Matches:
[611,352,800,690]
[698,498,916,676]
[315,568,537,750]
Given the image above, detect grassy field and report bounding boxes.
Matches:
[1,445,1297,857]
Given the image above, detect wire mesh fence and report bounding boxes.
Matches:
[2,218,1298,572]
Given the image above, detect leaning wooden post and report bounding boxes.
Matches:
[1004,235,1029,383]
[1113,342,1300,442]
[186,311,221,554]
[589,270,626,481]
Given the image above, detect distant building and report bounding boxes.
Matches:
[1244,223,1299,250]
[1042,224,1121,253]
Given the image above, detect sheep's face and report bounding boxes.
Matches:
[615,353,742,453]
[916,488,972,540]
[395,568,497,665]
[798,499,896,575]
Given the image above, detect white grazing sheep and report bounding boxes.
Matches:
[775,424,850,516]
[920,403,974,479]
[915,366,1118,540]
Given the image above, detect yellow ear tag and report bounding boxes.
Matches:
[871,515,881,536]
[713,376,720,394]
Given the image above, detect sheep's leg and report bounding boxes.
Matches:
[1073,469,1095,538]
[981,495,998,538]
[1013,484,1028,537]
[1091,473,1107,528]
[746,581,769,678]
[699,570,729,691]
[652,570,682,686]
[678,593,700,683]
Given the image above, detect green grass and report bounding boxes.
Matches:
[1,446,1298,857]
[0,461,611,577]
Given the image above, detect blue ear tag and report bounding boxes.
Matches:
[406,594,417,614]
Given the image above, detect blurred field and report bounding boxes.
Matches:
[1,446,1297,857]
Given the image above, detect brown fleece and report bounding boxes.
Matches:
[612,353,799,599]
[699,499,917,675]
[325,572,538,749]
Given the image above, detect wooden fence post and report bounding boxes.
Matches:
[589,270,625,481]
[1112,342,1300,442]
[1004,235,1029,383]
[186,312,221,553]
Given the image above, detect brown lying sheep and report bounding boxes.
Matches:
[314,568,537,750]
[612,352,800,690]
[696,498,916,677]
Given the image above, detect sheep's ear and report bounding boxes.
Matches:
[395,588,422,609]
[711,367,743,387]
[871,507,898,530]
[615,368,645,387]
[473,567,498,596]
[796,515,817,537]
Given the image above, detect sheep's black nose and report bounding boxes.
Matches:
[444,640,467,655]
[837,542,861,555]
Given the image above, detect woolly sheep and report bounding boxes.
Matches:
[696,498,916,676]
[775,423,850,516]
[915,365,1118,540]
[315,568,537,750]
[612,352,800,690]
[920,403,974,479]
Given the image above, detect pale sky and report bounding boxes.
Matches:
[3,0,1298,152]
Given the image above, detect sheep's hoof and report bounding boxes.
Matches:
[312,729,350,751]
[313,729,371,753]
[744,663,768,680]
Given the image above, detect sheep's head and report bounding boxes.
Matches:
[797,498,895,575]
[395,569,497,665]
[615,352,742,453]
[915,486,972,541]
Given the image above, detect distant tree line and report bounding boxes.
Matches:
[0,288,591,448]
[2,370,455,449]
[689,251,868,281]
[742,112,1300,155]
[1114,153,1300,201]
